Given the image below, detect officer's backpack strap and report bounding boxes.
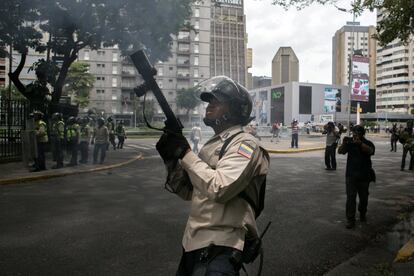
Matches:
[218,130,266,218]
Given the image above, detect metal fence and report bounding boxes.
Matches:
[0,98,28,162]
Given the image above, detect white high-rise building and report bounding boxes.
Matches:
[376,12,414,114]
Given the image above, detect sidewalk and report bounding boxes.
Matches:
[0,145,142,185]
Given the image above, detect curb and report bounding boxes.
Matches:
[394,239,414,263]
[266,146,325,154]
[0,154,143,186]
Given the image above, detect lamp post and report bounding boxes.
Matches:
[336,3,356,134]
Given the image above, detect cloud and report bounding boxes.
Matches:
[245,0,377,84]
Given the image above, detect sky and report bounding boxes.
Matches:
[244,0,377,84]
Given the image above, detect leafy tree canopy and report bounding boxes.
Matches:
[176,87,201,116]
[0,0,196,103]
[271,0,414,45]
[64,62,95,108]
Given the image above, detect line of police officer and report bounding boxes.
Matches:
[31,111,124,172]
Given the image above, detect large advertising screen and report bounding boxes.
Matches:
[351,56,369,102]
[324,88,342,113]
[299,86,312,114]
[250,91,268,124]
[270,87,284,124]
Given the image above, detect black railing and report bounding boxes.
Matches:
[0,98,28,162]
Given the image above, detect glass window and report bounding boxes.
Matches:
[84,50,90,60]
[194,8,200,17]
[194,20,199,30]
[158,80,163,88]
[112,65,117,74]
[112,52,118,62]
[194,68,199,77]
[158,67,164,76]
[194,56,199,66]
[112,95,117,100]
[112,77,117,87]
[194,44,199,54]
[194,33,199,42]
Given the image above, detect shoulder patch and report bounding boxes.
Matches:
[237,142,255,159]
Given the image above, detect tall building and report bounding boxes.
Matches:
[332,22,376,89]
[271,47,299,85]
[252,76,271,89]
[0,55,5,88]
[210,0,247,85]
[376,12,414,114]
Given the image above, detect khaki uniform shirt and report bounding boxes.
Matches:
[169,125,269,252]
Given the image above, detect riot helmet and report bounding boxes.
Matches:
[97,117,105,127]
[51,112,62,121]
[67,116,76,125]
[32,110,44,120]
[196,76,253,126]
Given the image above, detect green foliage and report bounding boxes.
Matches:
[411,109,414,115]
[64,62,95,108]
[28,59,60,86]
[0,0,197,103]
[271,0,414,45]
[0,85,26,100]
[176,87,201,115]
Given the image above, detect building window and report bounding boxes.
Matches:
[194,80,199,86]
[194,68,199,77]
[169,66,173,70]
[84,50,90,60]
[194,33,199,42]
[96,89,105,94]
[112,95,117,100]
[112,77,117,87]
[194,20,199,30]
[112,52,118,62]
[194,56,199,66]
[112,65,117,74]
[194,44,199,54]
[194,8,200,17]
[169,79,173,82]
[97,76,105,81]
[97,50,105,55]
[158,67,164,76]
[158,80,163,88]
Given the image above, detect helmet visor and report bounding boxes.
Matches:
[195,76,240,103]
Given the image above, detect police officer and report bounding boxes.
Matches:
[156,76,269,275]
[31,111,48,172]
[66,116,80,166]
[106,117,116,150]
[93,117,109,164]
[79,116,92,163]
[51,112,65,169]
[338,125,376,229]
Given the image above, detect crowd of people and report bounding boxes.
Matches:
[31,111,127,172]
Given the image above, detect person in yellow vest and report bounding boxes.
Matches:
[79,116,92,163]
[31,111,48,172]
[51,112,65,169]
[66,116,80,166]
[106,117,116,150]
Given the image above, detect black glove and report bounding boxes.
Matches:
[156,132,191,162]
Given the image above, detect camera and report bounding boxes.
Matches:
[342,136,353,144]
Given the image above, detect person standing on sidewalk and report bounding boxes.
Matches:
[116,120,126,149]
[323,122,339,171]
[66,117,80,166]
[50,112,65,169]
[155,76,269,275]
[190,122,202,153]
[106,117,116,150]
[291,119,299,148]
[93,117,109,164]
[399,121,414,171]
[31,111,48,172]
[79,116,92,163]
[390,123,399,152]
[338,125,376,229]
[271,120,280,143]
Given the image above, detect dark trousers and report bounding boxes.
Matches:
[401,146,413,170]
[346,177,370,221]
[324,144,337,169]
[34,142,46,170]
[93,143,107,164]
[390,137,397,152]
[79,141,89,163]
[69,140,79,165]
[117,136,125,149]
[53,139,64,167]
[177,246,241,276]
[108,134,116,150]
[291,133,298,148]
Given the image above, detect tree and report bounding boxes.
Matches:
[63,62,95,108]
[0,0,196,105]
[0,85,25,100]
[176,87,201,123]
[271,0,414,45]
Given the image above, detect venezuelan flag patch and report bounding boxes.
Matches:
[237,142,255,159]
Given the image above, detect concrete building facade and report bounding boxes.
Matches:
[375,12,414,114]
[271,47,299,86]
[210,0,247,86]
[332,22,376,89]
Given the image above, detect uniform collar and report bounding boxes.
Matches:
[216,125,244,141]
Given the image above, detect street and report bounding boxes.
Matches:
[1,136,413,275]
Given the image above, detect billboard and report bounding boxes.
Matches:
[250,91,268,124]
[270,87,284,124]
[299,86,312,114]
[324,88,342,113]
[351,56,369,102]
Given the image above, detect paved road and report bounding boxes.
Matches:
[1,136,413,275]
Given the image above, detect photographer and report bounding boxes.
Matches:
[338,125,375,229]
[322,122,339,170]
